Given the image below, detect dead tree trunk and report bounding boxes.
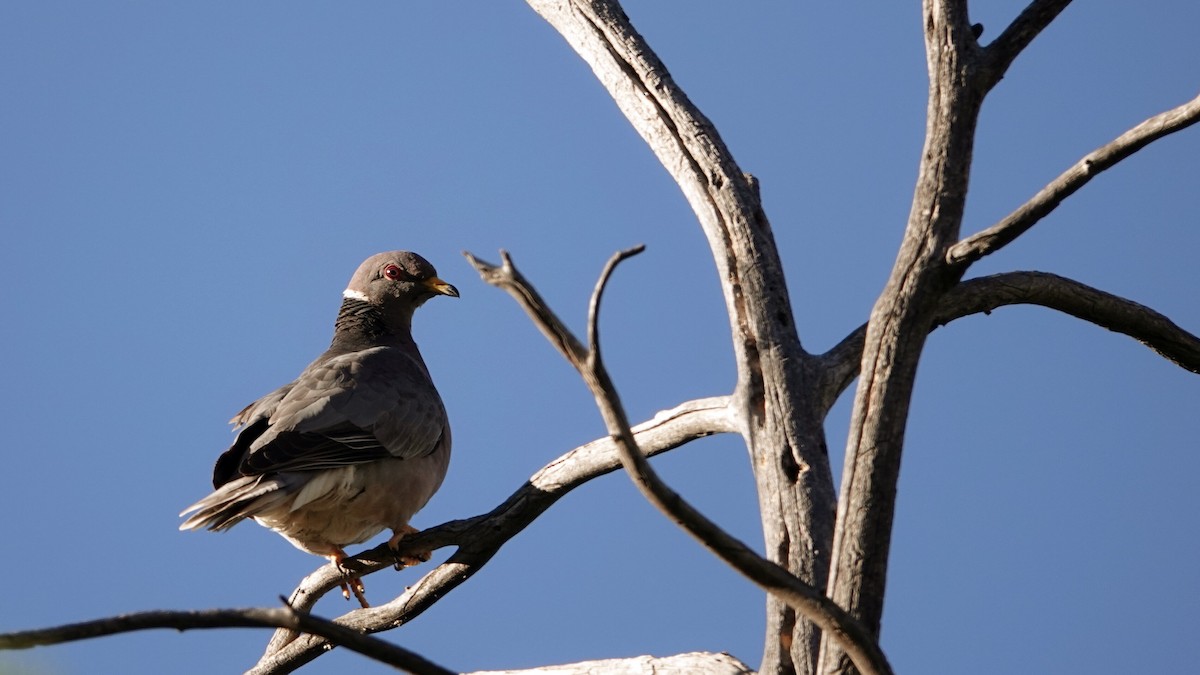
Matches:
[523,3,839,672]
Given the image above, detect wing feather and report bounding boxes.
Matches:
[219,345,447,483]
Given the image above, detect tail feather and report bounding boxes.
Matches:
[179,475,291,532]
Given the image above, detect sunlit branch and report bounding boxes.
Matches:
[948,92,1200,268]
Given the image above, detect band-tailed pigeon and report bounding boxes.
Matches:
[180,251,457,606]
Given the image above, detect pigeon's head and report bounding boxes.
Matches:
[344,251,459,311]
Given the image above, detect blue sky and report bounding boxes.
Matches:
[1,3,1197,674]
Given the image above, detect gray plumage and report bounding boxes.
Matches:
[180,251,457,570]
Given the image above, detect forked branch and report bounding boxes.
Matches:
[467,248,894,675]
[524,3,837,670]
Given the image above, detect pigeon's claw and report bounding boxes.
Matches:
[346,580,369,608]
[330,549,370,608]
[388,525,431,570]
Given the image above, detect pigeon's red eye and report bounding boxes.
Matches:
[384,265,404,280]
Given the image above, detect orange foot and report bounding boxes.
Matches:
[387,524,431,570]
[330,548,370,608]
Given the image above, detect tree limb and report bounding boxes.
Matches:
[465,651,754,675]
[817,271,1200,410]
[980,0,1074,89]
[250,393,737,673]
[948,92,1200,268]
[820,3,986,673]
[827,0,981,599]
[467,249,894,675]
[0,602,452,675]
[935,272,1200,373]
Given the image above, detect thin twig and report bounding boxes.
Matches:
[468,248,894,675]
[0,601,453,675]
[468,249,586,362]
[948,92,1200,268]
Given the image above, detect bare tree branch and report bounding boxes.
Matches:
[523,3,837,668]
[465,651,754,675]
[948,92,1200,268]
[816,271,1200,410]
[820,3,987,673]
[936,272,1200,372]
[250,394,737,673]
[0,602,452,675]
[980,0,1074,89]
[467,249,894,675]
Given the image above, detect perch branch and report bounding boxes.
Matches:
[250,394,737,673]
[0,601,452,675]
[817,271,1200,409]
[468,248,893,675]
[948,92,1200,268]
